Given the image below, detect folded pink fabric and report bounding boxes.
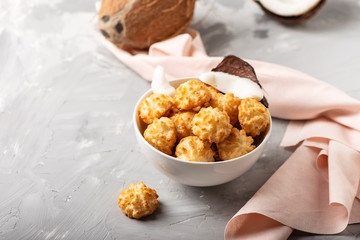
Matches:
[100,29,223,80]
[99,30,360,239]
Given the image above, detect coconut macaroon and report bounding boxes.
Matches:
[209,92,241,125]
[207,85,220,98]
[144,117,177,155]
[175,136,215,162]
[173,79,211,111]
[191,107,232,144]
[217,128,256,161]
[170,111,196,141]
[238,98,270,137]
[138,93,173,124]
[118,182,159,219]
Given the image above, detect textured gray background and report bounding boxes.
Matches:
[1,0,360,239]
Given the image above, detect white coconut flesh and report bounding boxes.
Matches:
[199,72,263,101]
[257,0,322,17]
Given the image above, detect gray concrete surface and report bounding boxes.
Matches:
[0,0,360,239]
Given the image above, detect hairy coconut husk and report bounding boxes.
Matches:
[98,0,196,50]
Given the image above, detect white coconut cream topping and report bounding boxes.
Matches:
[151,66,175,97]
[257,0,322,17]
[151,67,263,100]
[199,71,263,101]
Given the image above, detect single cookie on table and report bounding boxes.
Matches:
[175,136,215,162]
[209,92,241,125]
[170,111,196,141]
[217,128,256,161]
[173,79,211,111]
[191,107,232,144]
[138,93,173,124]
[118,182,159,219]
[144,117,176,155]
[238,98,270,137]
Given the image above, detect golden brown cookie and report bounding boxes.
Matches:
[217,128,256,160]
[98,0,196,50]
[207,85,220,97]
[144,117,177,155]
[138,93,173,124]
[175,136,215,162]
[170,111,196,141]
[238,98,270,137]
[209,92,241,125]
[173,80,211,111]
[191,107,232,144]
[118,182,159,219]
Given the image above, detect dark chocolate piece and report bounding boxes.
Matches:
[212,55,268,108]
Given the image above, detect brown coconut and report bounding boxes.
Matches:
[98,0,196,50]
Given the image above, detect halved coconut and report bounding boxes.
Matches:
[254,0,327,24]
[211,55,269,108]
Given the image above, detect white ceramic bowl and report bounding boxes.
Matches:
[133,78,272,187]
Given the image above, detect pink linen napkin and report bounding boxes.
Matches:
[98,30,360,238]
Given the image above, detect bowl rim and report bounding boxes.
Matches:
[133,77,272,165]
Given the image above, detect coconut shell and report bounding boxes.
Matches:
[254,0,326,25]
[98,0,196,50]
[212,55,268,107]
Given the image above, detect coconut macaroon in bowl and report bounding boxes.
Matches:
[133,56,272,187]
